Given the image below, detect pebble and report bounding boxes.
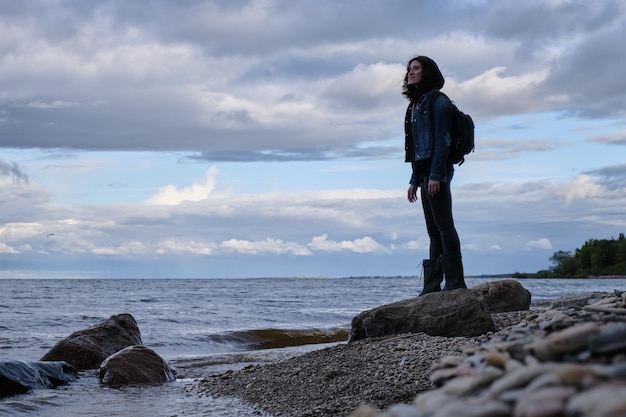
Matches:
[348,290,626,417]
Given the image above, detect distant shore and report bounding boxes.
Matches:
[471,274,626,279]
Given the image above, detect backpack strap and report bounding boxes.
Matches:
[426,90,447,116]
[425,89,446,145]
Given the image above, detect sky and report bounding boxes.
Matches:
[1,0,625,279]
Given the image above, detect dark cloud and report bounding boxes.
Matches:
[485,1,620,42]
[0,159,29,184]
[188,149,334,163]
[187,144,400,162]
[587,164,626,177]
[585,164,626,190]
[591,131,626,145]
[1,0,625,160]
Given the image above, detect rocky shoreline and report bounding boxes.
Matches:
[196,310,530,416]
[197,292,626,417]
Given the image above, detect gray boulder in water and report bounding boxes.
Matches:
[0,361,78,397]
[99,345,176,386]
[349,289,495,342]
[40,313,143,370]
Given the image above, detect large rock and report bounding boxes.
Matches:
[0,361,77,397]
[99,345,176,386]
[40,313,142,370]
[470,279,531,313]
[349,289,495,342]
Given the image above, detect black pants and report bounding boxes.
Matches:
[419,176,461,261]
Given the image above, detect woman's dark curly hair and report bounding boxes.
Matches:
[402,55,445,102]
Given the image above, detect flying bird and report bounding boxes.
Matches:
[47,233,55,237]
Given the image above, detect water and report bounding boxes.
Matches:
[1,277,625,416]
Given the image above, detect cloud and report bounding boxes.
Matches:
[320,62,404,109]
[554,174,608,203]
[585,164,626,180]
[581,164,626,193]
[2,1,624,160]
[0,222,41,240]
[146,167,219,205]
[453,66,550,117]
[156,240,215,256]
[524,238,553,251]
[0,242,19,254]
[0,159,29,184]
[474,137,557,161]
[308,234,392,254]
[90,241,146,255]
[220,238,312,256]
[591,131,626,145]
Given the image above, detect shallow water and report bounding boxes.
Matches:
[1,277,625,416]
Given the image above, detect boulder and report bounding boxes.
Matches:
[349,289,495,342]
[99,345,176,386]
[470,279,531,313]
[0,361,77,397]
[40,313,142,370]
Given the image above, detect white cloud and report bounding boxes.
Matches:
[0,222,42,240]
[308,234,392,254]
[220,238,312,256]
[156,240,215,256]
[555,174,606,203]
[90,241,146,255]
[524,238,553,251]
[452,66,550,117]
[146,167,219,206]
[321,62,404,108]
[0,242,19,254]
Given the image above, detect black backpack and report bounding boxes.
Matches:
[428,91,475,165]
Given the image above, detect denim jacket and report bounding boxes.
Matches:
[404,89,454,185]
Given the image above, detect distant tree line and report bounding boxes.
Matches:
[512,233,626,278]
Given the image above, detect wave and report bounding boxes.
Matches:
[208,327,349,350]
[170,327,349,377]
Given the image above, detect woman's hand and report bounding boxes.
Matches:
[428,180,440,197]
[407,184,418,203]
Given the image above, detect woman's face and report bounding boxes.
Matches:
[407,60,422,85]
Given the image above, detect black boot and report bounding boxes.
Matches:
[419,258,443,296]
[440,254,467,291]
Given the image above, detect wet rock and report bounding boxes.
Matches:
[99,345,176,386]
[40,313,142,369]
[470,279,531,313]
[0,361,77,397]
[349,289,495,342]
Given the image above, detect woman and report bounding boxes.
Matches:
[402,55,466,295]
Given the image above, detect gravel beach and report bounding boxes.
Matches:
[197,310,531,417]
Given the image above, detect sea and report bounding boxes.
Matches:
[1,276,626,417]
